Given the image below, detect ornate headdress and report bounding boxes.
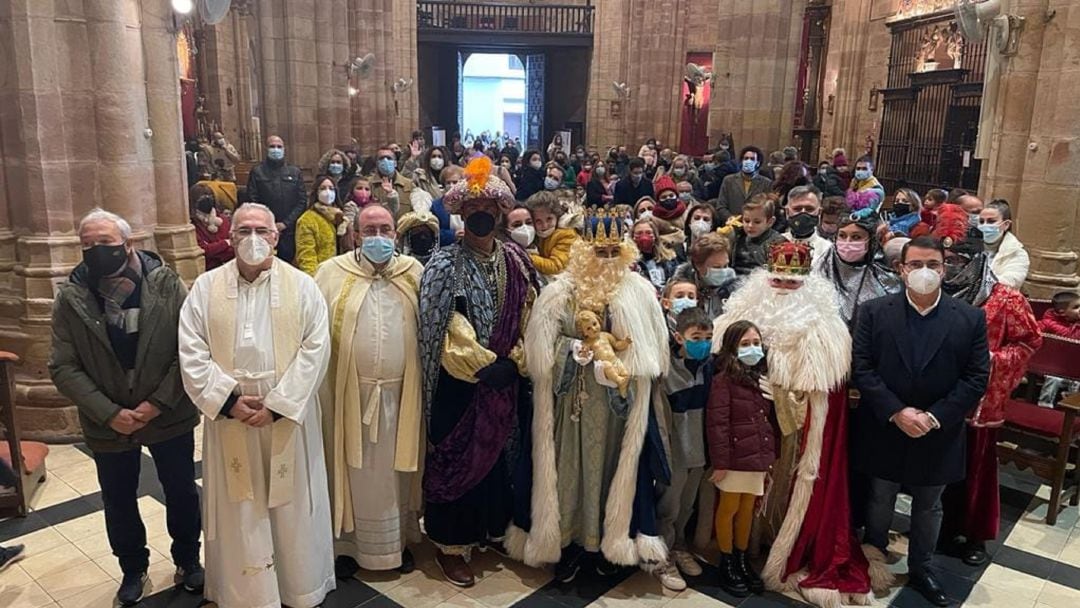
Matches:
[767,240,812,276]
[442,156,515,214]
[583,207,626,246]
[932,204,984,256]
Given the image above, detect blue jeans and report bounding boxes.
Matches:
[864,477,944,578]
[93,431,201,575]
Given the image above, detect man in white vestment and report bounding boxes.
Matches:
[178,203,336,608]
[315,205,425,577]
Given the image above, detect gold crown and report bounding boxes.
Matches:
[767,241,812,276]
[583,207,625,246]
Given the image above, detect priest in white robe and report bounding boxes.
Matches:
[315,205,425,576]
[178,203,336,608]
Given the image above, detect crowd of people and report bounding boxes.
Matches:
[38,129,1078,608]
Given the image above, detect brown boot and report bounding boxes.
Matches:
[435,551,475,588]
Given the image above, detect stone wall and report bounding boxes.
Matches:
[0,0,202,440]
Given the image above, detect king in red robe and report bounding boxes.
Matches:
[713,241,887,607]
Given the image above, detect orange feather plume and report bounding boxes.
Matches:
[464,156,493,195]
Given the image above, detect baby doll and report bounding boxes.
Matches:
[575,309,633,397]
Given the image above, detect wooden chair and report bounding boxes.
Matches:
[998,334,1080,525]
[0,351,28,518]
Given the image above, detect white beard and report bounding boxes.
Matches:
[713,269,850,393]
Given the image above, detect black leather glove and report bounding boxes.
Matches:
[475,357,518,390]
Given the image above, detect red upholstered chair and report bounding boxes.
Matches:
[1028,299,1053,322]
[998,334,1080,525]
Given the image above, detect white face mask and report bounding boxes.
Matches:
[906,267,942,295]
[318,189,336,205]
[510,224,536,248]
[530,159,543,170]
[536,225,557,239]
[430,157,445,171]
[690,219,711,237]
[237,234,272,266]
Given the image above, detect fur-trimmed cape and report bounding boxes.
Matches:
[712,270,883,607]
[505,271,670,568]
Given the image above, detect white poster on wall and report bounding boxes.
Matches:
[558,130,571,156]
[432,128,446,148]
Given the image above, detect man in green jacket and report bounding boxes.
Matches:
[48,208,203,607]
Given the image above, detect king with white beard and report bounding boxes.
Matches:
[179,203,335,608]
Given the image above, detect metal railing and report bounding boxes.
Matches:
[417,1,594,35]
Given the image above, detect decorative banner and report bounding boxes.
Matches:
[680,52,712,157]
[432,128,446,147]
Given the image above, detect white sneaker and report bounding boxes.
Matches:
[672,550,703,577]
[656,560,687,591]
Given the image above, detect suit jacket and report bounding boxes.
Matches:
[851,292,990,486]
[718,173,773,216]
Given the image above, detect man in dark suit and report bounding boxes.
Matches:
[852,235,990,607]
[613,157,655,206]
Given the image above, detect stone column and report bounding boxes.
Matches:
[140,0,203,280]
[705,1,804,152]
[981,0,1080,296]
[0,0,204,439]
[1,0,87,439]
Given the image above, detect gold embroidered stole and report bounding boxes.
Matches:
[206,260,302,509]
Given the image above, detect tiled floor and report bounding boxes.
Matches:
[1,430,1078,608]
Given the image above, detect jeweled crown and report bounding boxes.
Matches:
[584,207,625,246]
[767,241,812,276]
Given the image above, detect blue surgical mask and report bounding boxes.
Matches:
[377,158,397,176]
[361,235,395,264]
[544,177,560,190]
[328,162,344,176]
[704,267,736,287]
[267,147,285,161]
[685,339,712,361]
[741,159,757,174]
[978,223,1003,244]
[670,297,697,315]
[854,169,872,181]
[737,345,764,366]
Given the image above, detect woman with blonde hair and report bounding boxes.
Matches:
[631,217,679,294]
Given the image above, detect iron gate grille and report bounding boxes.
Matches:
[877,14,988,194]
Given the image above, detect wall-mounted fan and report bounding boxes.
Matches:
[611,81,631,99]
[953,0,1025,55]
[392,78,414,94]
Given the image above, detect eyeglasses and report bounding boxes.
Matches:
[903,261,944,271]
[359,226,395,238]
[233,227,276,237]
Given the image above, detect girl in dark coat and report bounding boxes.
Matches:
[707,320,778,597]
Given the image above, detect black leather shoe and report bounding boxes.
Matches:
[733,550,763,593]
[398,548,415,574]
[718,553,750,598]
[335,555,360,579]
[594,556,620,577]
[554,548,582,583]
[116,571,148,607]
[961,542,988,567]
[909,572,951,607]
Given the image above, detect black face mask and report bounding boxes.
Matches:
[408,230,435,257]
[659,197,679,210]
[893,203,911,216]
[465,211,496,237]
[83,244,128,279]
[196,196,216,214]
[789,212,819,239]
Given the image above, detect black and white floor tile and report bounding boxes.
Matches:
[2,427,1078,607]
